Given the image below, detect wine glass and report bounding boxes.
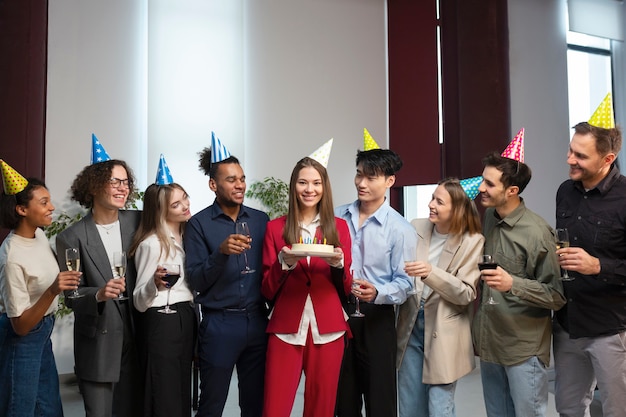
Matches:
[65,248,84,299]
[404,243,418,296]
[350,269,365,318]
[236,221,255,274]
[478,254,499,305]
[113,251,128,300]
[158,264,180,314]
[556,228,574,281]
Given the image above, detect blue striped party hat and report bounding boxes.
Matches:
[210,132,232,163]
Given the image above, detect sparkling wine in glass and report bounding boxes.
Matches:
[113,251,128,300]
[236,221,255,274]
[404,243,418,295]
[556,228,574,281]
[479,254,499,305]
[350,269,365,318]
[65,248,84,299]
[158,264,180,314]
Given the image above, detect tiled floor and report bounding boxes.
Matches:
[61,358,603,416]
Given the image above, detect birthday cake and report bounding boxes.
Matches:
[290,243,335,255]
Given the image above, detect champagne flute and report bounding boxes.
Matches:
[478,254,499,305]
[236,221,255,274]
[158,264,180,314]
[65,248,84,299]
[113,251,128,300]
[350,269,365,318]
[556,228,574,281]
[404,244,418,296]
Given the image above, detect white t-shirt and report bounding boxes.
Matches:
[0,228,60,317]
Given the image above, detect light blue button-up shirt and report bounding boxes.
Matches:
[335,200,417,305]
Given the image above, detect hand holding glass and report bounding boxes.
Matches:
[350,269,365,318]
[158,264,180,314]
[65,248,84,299]
[404,245,418,295]
[556,228,574,281]
[479,254,499,305]
[236,221,255,274]
[113,251,128,300]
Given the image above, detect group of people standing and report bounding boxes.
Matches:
[0,93,625,417]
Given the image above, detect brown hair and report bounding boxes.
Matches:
[282,157,340,246]
[573,122,622,156]
[70,160,136,208]
[438,178,481,236]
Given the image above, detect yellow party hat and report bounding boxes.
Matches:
[363,128,381,151]
[0,159,29,195]
[588,93,615,129]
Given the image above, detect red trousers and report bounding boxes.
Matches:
[262,332,345,417]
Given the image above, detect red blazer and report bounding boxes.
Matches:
[262,216,352,335]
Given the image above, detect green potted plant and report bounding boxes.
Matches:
[245,176,288,219]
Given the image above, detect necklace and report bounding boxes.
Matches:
[96,221,119,234]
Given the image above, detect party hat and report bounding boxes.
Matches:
[210,131,232,163]
[459,176,482,200]
[588,93,615,129]
[308,138,333,168]
[155,154,174,185]
[363,128,381,151]
[91,133,112,164]
[501,127,525,163]
[0,159,29,195]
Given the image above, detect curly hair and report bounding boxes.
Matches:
[70,160,136,208]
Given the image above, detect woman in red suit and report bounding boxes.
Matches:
[261,156,352,417]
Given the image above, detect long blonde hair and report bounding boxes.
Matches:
[130,183,188,259]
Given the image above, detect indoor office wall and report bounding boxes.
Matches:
[46,0,387,214]
[46,0,147,214]
[507,0,570,225]
[243,0,387,208]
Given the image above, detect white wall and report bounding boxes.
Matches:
[46,0,147,216]
[507,0,570,226]
[244,0,388,207]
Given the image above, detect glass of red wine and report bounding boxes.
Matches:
[158,264,181,314]
[478,254,499,305]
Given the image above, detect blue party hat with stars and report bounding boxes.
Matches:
[155,154,174,185]
[459,176,482,200]
[91,133,112,164]
[210,132,232,163]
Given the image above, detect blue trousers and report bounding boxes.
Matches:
[197,308,268,417]
[0,314,63,417]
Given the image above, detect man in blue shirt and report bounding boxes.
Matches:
[184,146,269,417]
[335,148,417,417]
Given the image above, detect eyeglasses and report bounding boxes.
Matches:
[109,178,130,188]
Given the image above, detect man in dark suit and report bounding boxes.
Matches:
[56,159,142,417]
[184,137,269,417]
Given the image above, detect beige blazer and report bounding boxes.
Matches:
[397,218,484,384]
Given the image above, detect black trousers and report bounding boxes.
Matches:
[139,302,197,417]
[336,302,397,417]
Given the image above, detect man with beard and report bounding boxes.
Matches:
[553,94,626,417]
[472,144,565,417]
[184,134,269,417]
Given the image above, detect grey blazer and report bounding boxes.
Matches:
[56,210,141,382]
[397,218,484,384]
